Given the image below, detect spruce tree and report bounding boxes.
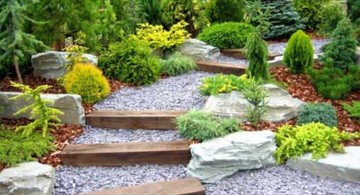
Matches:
[245,30,270,81]
[0,0,47,83]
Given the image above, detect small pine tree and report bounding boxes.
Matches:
[283,30,314,74]
[245,31,270,80]
[205,0,246,23]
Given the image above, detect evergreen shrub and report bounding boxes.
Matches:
[342,101,360,122]
[293,0,331,30]
[283,30,314,74]
[200,74,245,95]
[205,0,246,23]
[297,103,338,127]
[197,22,255,49]
[64,63,110,104]
[160,52,197,76]
[347,0,360,25]
[317,2,346,37]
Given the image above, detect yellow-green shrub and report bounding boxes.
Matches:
[200,74,245,95]
[64,63,110,104]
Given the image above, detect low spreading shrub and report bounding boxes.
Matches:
[99,37,161,86]
[160,52,197,76]
[297,103,338,127]
[200,74,244,95]
[176,110,240,141]
[197,22,255,49]
[342,101,360,122]
[283,30,314,74]
[205,0,246,23]
[275,122,360,164]
[317,2,346,37]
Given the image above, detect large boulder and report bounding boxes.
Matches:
[178,39,220,61]
[287,146,360,182]
[0,161,55,195]
[0,92,85,125]
[32,51,98,79]
[187,130,276,183]
[203,84,305,122]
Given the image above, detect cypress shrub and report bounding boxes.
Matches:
[283,30,314,74]
[245,31,270,80]
[205,0,246,23]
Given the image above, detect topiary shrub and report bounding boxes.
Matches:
[176,110,240,141]
[200,74,245,95]
[160,52,197,76]
[99,37,161,86]
[205,0,246,23]
[297,103,338,127]
[197,22,255,49]
[275,122,360,164]
[293,0,331,30]
[317,2,346,37]
[245,31,270,80]
[283,30,314,74]
[64,63,110,104]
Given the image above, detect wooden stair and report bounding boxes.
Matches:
[196,61,246,75]
[86,110,187,130]
[61,141,190,166]
[80,178,205,195]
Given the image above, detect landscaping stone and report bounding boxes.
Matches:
[203,84,305,122]
[0,161,55,195]
[356,47,360,66]
[0,92,85,125]
[287,146,360,182]
[178,39,220,61]
[32,51,98,79]
[187,130,276,183]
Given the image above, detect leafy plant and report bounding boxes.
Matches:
[205,0,246,23]
[347,0,360,26]
[63,63,110,104]
[0,128,55,167]
[245,31,270,81]
[242,78,268,124]
[283,30,314,74]
[198,22,255,49]
[99,37,161,86]
[317,2,346,37]
[63,31,89,70]
[10,82,63,137]
[297,103,338,127]
[160,52,197,76]
[342,101,360,122]
[176,110,240,141]
[138,0,162,25]
[200,74,244,95]
[275,122,360,164]
[293,0,331,30]
[244,0,271,35]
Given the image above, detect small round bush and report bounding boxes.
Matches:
[99,37,161,86]
[160,52,197,76]
[317,2,346,37]
[64,63,110,104]
[205,0,245,23]
[283,30,314,74]
[297,103,338,127]
[197,22,255,49]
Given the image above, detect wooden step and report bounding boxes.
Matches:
[61,141,190,166]
[81,178,205,195]
[196,61,246,75]
[86,110,187,130]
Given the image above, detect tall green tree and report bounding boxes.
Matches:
[0,0,48,83]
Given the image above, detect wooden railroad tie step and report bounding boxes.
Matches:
[81,178,205,195]
[86,110,187,130]
[196,61,246,75]
[61,141,190,166]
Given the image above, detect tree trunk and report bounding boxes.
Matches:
[13,55,23,84]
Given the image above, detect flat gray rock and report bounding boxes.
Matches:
[287,146,360,182]
[203,84,304,122]
[187,130,276,183]
[0,161,55,195]
[178,39,220,61]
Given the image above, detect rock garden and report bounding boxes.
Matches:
[1,0,360,195]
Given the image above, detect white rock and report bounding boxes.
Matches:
[0,162,55,195]
[178,39,220,61]
[187,130,276,183]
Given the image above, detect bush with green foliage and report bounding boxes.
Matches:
[160,52,197,76]
[205,0,246,23]
[244,0,271,34]
[245,31,270,80]
[138,0,162,25]
[283,30,314,74]
[0,128,55,167]
[349,65,360,90]
[176,110,240,141]
[317,2,346,37]
[293,0,331,30]
[197,22,255,49]
[321,18,357,70]
[63,31,89,70]
[297,103,338,127]
[63,63,110,104]
[262,0,304,39]
[99,37,161,86]
[10,82,63,137]
[347,0,360,25]
[275,122,360,164]
[200,74,245,95]
[342,101,360,122]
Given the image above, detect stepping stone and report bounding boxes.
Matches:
[61,141,190,166]
[86,110,187,130]
[196,61,246,75]
[80,178,205,195]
